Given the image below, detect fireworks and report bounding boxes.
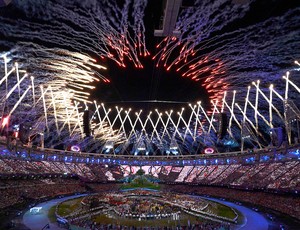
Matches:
[1,53,299,154]
[0,0,299,98]
[0,0,299,154]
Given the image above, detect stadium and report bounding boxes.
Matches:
[0,0,300,229]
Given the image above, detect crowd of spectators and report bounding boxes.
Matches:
[0,154,299,225]
[163,184,300,220]
[85,183,120,193]
[0,156,299,192]
[0,177,85,209]
[68,220,230,230]
[157,161,300,192]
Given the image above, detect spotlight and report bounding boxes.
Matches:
[104,141,114,149]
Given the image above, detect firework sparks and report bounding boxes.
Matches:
[0,0,299,154]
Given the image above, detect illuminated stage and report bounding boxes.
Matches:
[21,191,276,230]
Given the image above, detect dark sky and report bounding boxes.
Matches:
[89,0,300,111]
[91,54,209,105]
[90,0,209,109]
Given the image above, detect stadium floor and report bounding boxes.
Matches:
[21,193,274,230]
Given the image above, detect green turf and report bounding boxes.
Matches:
[216,204,237,219]
[203,202,237,220]
[120,176,160,190]
[57,197,83,217]
[47,206,57,223]
[234,209,245,225]
[120,183,160,190]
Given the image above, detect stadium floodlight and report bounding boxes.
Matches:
[136,140,146,151]
[133,140,148,155]
[103,140,114,153]
[104,140,114,149]
[170,138,178,150]
[169,138,179,155]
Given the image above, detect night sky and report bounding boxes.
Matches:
[0,0,299,109]
[87,0,300,113]
[89,0,210,110]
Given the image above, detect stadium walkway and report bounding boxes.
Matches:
[22,194,86,230]
[203,197,269,230]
